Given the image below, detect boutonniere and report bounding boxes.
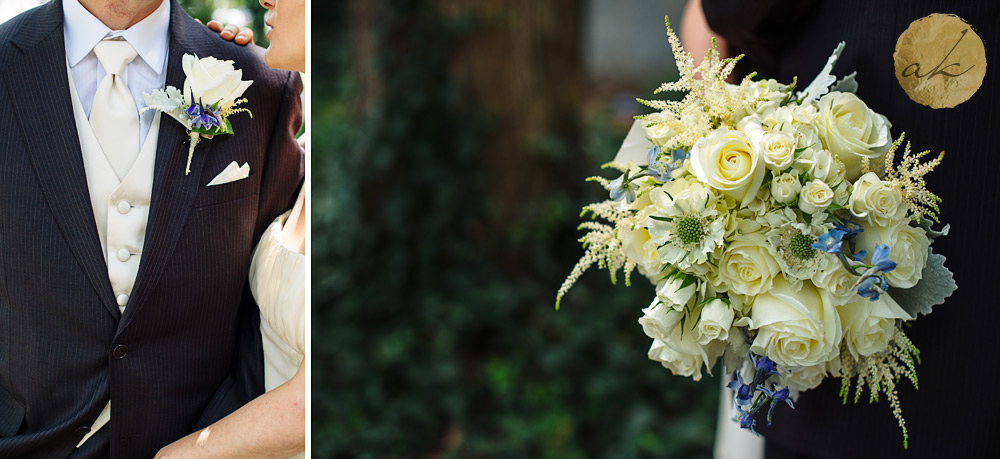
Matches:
[142,54,254,175]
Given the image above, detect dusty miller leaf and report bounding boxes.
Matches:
[888,249,956,318]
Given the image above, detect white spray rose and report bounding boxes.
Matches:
[812,264,858,305]
[849,172,906,227]
[647,324,725,381]
[717,232,782,297]
[689,125,767,207]
[760,131,796,171]
[656,275,697,309]
[816,92,893,180]
[798,179,834,214]
[838,294,910,357]
[696,298,735,345]
[645,121,679,148]
[771,172,802,204]
[750,277,842,368]
[638,301,682,342]
[796,148,842,183]
[182,54,253,110]
[856,220,931,288]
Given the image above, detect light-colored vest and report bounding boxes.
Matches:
[67,63,160,447]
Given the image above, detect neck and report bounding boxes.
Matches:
[78,0,163,30]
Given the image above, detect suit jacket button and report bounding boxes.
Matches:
[112,344,129,359]
[75,426,91,435]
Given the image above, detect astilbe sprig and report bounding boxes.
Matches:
[635,16,758,152]
[838,328,920,448]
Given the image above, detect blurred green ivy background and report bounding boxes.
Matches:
[308,1,720,457]
[177,0,268,48]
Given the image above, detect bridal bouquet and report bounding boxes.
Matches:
[557,18,956,446]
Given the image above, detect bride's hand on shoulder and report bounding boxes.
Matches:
[205,19,255,46]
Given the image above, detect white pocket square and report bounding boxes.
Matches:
[207,161,250,186]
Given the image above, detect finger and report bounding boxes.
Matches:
[206,20,223,32]
[235,27,255,45]
[222,24,240,39]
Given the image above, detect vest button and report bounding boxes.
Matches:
[112,344,128,360]
[117,200,131,214]
[116,248,131,262]
[116,293,129,306]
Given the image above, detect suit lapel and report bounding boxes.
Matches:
[3,0,120,320]
[118,2,217,332]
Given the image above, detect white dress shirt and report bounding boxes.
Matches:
[64,0,170,144]
[63,0,171,448]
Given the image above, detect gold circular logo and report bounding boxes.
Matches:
[893,14,987,109]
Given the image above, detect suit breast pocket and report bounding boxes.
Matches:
[192,173,259,209]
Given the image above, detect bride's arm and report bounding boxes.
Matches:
[155,363,305,458]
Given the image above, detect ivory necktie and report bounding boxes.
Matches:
[89,39,140,181]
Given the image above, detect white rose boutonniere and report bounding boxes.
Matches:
[142,54,254,175]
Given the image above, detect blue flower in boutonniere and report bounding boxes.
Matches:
[141,54,254,175]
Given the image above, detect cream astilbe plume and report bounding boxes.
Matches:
[636,17,758,152]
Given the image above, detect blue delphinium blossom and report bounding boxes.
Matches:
[834,219,864,239]
[852,249,868,262]
[754,355,779,378]
[727,373,753,406]
[646,146,671,182]
[858,275,889,301]
[812,229,846,254]
[739,412,759,435]
[670,147,689,163]
[186,94,222,130]
[759,386,794,424]
[870,244,897,273]
[608,175,638,203]
[727,353,794,435]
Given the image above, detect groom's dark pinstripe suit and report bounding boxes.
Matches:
[0,1,303,457]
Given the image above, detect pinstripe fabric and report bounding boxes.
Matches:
[705,0,1000,457]
[0,1,303,457]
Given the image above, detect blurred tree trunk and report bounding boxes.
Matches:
[439,0,583,225]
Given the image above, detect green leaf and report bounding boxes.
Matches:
[888,249,957,317]
[649,215,673,222]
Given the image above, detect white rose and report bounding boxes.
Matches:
[849,172,906,227]
[696,298,735,345]
[856,221,931,288]
[717,232,782,297]
[645,122,679,148]
[750,277,842,368]
[816,92,893,180]
[770,172,802,204]
[838,294,910,357]
[620,226,664,278]
[833,181,851,207]
[796,148,842,183]
[689,126,767,207]
[647,328,724,381]
[798,179,834,214]
[760,131,796,171]
[182,54,254,109]
[638,301,681,342]
[783,363,829,393]
[656,275,697,309]
[812,264,858,305]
